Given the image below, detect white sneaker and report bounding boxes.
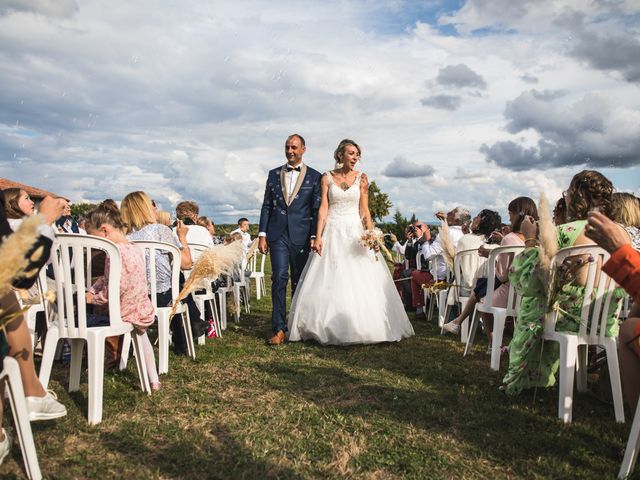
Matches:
[26,390,67,422]
[442,322,460,335]
[0,428,11,465]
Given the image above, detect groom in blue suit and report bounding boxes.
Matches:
[258,134,322,345]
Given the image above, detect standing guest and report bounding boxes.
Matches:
[389,223,428,310]
[84,203,161,391]
[258,133,322,345]
[120,191,198,354]
[231,217,252,252]
[175,201,213,247]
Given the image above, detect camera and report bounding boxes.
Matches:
[406,225,417,235]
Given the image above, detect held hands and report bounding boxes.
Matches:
[585,211,630,253]
[313,238,323,256]
[258,236,268,255]
[478,244,491,258]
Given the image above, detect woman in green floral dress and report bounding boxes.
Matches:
[502,170,629,395]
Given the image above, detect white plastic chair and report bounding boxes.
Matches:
[464,245,524,371]
[127,241,196,374]
[619,400,640,478]
[234,258,251,314]
[39,234,151,425]
[0,356,42,480]
[17,268,50,350]
[543,245,624,424]
[441,249,480,343]
[247,251,266,300]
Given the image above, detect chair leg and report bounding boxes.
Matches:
[86,336,106,425]
[576,344,589,393]
[157,315,170,375]
[558,337,578,424]
[130,332,150,395]
[38,330,60,389]
[119,332,132,371]
[619,400,640,479]
[3,358,42,480]
[604,339,625,423]
[181,310,196,359]
[463,310,480,356]
[232,285,241,323]
[68,338,85,392]
[255,277,262,300]
[210,295,222,338]
[217,291,228,330]
[490,313,506,371]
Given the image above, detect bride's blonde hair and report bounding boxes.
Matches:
[333,139,361,169]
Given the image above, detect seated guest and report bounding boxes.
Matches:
[421,206,469,282]
[156,210,172,227]
[3,188,35,231]
[611,192,640,250]
[502,170,627,395]
[0,191,67,462]
[230,217,252,252]
[442,209,502,334]
[55,200,80,233]
[120,191,202,353]
[553,197,567,225]
[586,210,640,411]
[198,216,224,245]
[175,201,213,247]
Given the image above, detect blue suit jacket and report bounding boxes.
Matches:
[259,164,322,245]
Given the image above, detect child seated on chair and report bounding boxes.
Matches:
[84,203,160,392]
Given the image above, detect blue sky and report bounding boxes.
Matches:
[0,0,638,224]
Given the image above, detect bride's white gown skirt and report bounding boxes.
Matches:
[288,199,414,345]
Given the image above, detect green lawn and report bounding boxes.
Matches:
[1,260,636,479]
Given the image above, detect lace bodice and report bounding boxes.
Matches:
[326,171,362,218]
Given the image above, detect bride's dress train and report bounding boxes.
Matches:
[288,171,414,345]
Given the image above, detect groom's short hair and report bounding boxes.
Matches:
[287,133,305,146]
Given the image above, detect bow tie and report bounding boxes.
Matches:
[287,165,301,172]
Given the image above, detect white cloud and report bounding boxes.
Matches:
[0,0,637,223]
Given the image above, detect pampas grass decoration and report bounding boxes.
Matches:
[537,193,558,288]
[169,240,245,318]
[0,215,41,297]
[438,220,455,268]
[246,238,259,261]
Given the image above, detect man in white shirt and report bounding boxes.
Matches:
[231,217,252,252]
[421,207,469,279]
[174,201,213,248]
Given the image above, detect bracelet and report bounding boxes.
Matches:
[525,237,537,242]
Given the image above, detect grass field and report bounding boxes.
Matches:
[1,259,636,479]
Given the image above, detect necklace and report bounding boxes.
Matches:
[334,169,355,191]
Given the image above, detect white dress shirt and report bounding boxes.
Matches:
[231,228,252,252]
[421,225,465,280]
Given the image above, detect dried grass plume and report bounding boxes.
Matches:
[537,193,558,287]
[438,220,455,268]
[0,215,41,297]
[170,240,244,317]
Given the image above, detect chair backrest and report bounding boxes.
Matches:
[454,248,480,298]
[248,251,267,275]
[430,254,451,282]
[50,234,123,338]
[131,240,181,310]
[416,251,422,271]
[544,245,619,342]
[484,245,525,314]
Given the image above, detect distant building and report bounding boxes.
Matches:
[0,177,63,202]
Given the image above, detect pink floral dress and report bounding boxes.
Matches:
[89,243,155,329]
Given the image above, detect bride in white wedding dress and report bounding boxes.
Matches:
[288,139,414,345]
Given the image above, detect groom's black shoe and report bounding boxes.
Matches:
[267,330,286,345]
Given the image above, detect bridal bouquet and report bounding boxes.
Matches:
[359,228,392,262]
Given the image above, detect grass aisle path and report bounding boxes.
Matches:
[3,264,633,479]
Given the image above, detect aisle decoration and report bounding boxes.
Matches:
[169,240,244,317]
